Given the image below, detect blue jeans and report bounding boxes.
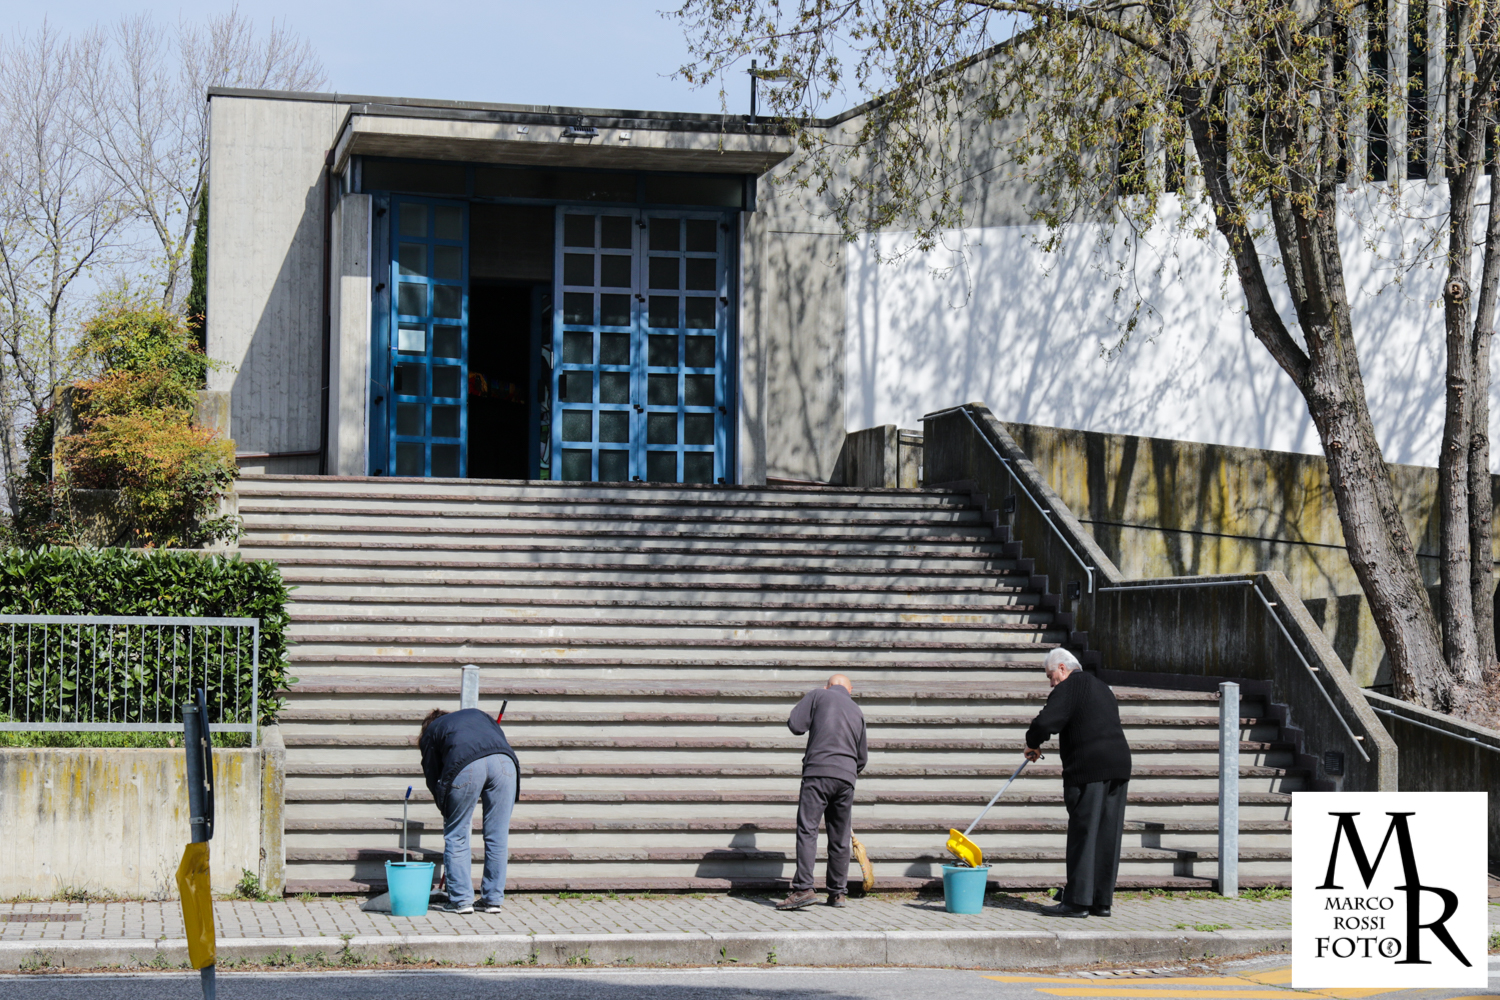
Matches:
[441,754,516,907]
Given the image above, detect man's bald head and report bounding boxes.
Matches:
[826,674,853,694]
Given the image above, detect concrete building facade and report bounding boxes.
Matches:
[207,81,1500,489]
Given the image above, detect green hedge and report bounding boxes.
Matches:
[0,548,290,726]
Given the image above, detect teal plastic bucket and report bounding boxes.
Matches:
[384,861,435,916]
[941,864,990,914]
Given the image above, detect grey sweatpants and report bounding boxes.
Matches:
[791,775,854,893]
[1061,778,1129,909]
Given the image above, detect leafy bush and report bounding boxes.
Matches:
[53,304,237,548]
[0,548,291,725]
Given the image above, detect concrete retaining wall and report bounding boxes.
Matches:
[0,727,285,899]
[834,425,923,487]
[1002,421,1500,689]
[1364,692,1500,867]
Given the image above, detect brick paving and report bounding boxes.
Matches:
[0,892,1298,943]
[2,881,1495,948]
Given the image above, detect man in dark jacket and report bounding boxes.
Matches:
[777,673,868,911]
[419,708,520,914]
[1024,649,1132,918]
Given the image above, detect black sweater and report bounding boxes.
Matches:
[1024,670,1132,787]
[788,686,868,784]
[419,708,521,813]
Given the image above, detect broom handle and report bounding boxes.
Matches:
[961,759,1028,838]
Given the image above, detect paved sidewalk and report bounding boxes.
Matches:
[0,891,1303,970]
[2,889,1496,971]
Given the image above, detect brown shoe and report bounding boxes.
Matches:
[776,889,818,911]
[827,893,847,907]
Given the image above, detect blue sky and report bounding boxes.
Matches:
[8,1,746,114]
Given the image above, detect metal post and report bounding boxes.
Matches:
[1217,681,1240,898]
[460,664,480,710]
[183,697,216,1000]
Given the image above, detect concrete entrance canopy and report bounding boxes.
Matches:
[331,100,794,175]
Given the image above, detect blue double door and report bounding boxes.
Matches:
[551,209,731,484]
[387,201,732,482]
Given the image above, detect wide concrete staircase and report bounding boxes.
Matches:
[233,475,1298,895]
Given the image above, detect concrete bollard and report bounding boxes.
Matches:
[1218,681,1240,898]
[460,664,480,710]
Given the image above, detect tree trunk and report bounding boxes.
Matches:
[1185,93,1453,708]
[1439,164,1481,687]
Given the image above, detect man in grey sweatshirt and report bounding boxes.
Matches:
[777,673,868,910]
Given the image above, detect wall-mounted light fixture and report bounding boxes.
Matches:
[562,121,598,139]
[1001,495,1018,515]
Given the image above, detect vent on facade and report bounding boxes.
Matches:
[1323,750,1345,776]
[1001,495,1017,515]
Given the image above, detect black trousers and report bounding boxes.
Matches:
[792,775,854,892]
[1061,778,1129,908]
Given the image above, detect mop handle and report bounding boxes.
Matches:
[961,759,1028,838]
[403,786,412,860]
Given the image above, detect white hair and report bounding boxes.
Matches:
[1044,649,1082,673]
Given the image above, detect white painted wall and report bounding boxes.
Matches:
[846,184,1500,470]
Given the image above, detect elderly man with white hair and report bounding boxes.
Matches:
[1023,648,1132,918]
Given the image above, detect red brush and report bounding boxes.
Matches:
[496,700,508,723]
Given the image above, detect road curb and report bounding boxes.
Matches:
[0,929,1288,970]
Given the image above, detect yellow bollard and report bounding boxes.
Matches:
[176,842,216,971]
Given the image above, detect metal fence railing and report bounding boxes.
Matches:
[0,615,259,747]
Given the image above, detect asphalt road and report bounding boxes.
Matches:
[0,961,1497,1000]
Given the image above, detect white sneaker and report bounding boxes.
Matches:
[441,902,474,914]
[477,902,503,913]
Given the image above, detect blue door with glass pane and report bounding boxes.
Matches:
[390,199,468,478]
[553,208,729,483]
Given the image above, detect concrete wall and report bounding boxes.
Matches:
[328,193,372,475]
[744,164,850,483]
[1000,421,1500,688]
[1365,692,1500,868]
[834,424,923,487]
[0,734,285,899]
[207,93,348,472]
[844,185,1500,474]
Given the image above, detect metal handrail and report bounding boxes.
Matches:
[931,404,1096,594]
[1367,702,1500,753]
[1098,578,1370,761]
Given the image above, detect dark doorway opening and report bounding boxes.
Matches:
[466,203,553,479]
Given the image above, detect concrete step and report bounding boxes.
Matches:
[233,475,977,508]
[280,763,1310,796]
[281,791,1293,826]
[286,596,1054,620]
[287,614,1060,638]
[280,844,1291,882]
[241,517,1001,541]
[273,679,1229,715]
[283,874,1292,894]
[243,525,1012,552]
[240,473,1298,892]
[279,577,1042,606]
[242,540,1023,571]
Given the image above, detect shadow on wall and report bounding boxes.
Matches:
[848,183,1493,470]
[764,229,847,483]
[1003,420,1500,689]
[232,176,327,463]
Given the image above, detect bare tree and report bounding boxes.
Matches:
[0,23,130,506]
[72,5,325,310]
[673,0,1500,718]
